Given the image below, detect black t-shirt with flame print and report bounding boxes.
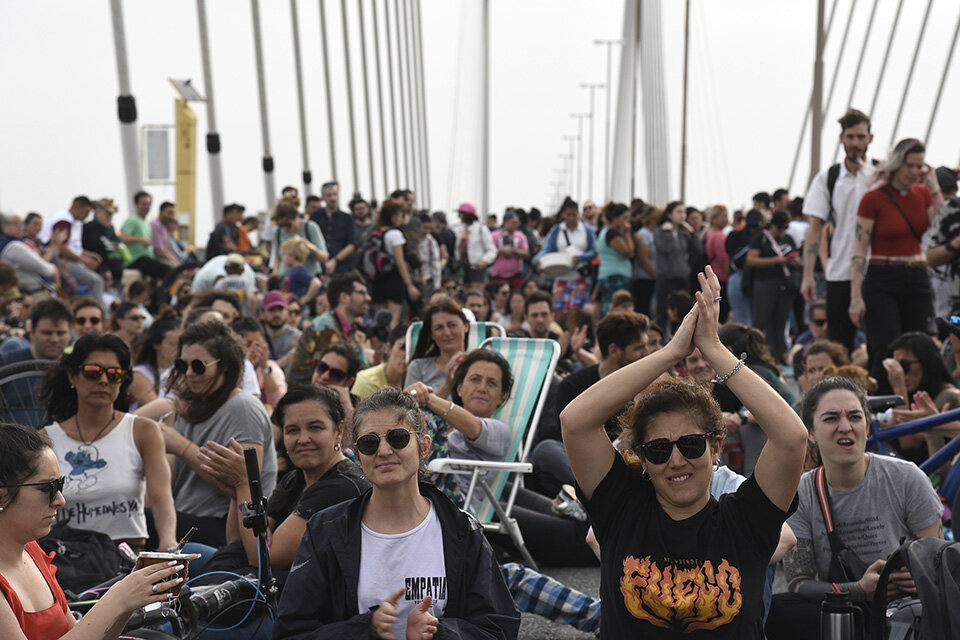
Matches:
[582,454,795,638]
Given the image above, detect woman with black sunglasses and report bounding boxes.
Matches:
[111,301,145,350]
[0,423,196,640]
[273,388,520,640]
[311,342,360,426]
[161,320,277,547]
[42,333,178,553]
[561,267,808,638]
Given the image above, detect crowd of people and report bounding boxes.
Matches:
[0,106,958,639]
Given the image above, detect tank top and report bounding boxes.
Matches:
[45,413,148,540]
[0,542,69,640]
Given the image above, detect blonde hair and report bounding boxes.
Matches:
[281,237,308,263]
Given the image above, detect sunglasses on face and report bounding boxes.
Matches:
[898,359,920,372]
[355,428,416,456]
[174,358,221,375]
[5,476,66,503]
[638,432,717,465]
[75,316,102,326]
[812,319,827,327]
[78,364,127,384]
[315,360,347,384]
[125,315,146,322]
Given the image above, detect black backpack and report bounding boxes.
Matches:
[38,523,130,596]
[870,537,960,640]
[362,229,396,281]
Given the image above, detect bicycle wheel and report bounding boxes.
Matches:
[0,359,56,429]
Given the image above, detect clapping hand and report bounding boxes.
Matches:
[406,596,439,640]
[692,266,723,351]
[371,588,405,640]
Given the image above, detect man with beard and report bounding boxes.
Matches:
[310,181,355,275]
[800,109,876,353]
[349,196,374,270]
[259,290,301,367]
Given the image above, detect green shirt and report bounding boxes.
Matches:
[121,216,154,263]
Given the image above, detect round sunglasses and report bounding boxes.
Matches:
[174,358,221,375]
[638,432,717,466]
[3,476,65,503]
[78,364,127,384]
[75,316,102,326]
[355,428,416,456]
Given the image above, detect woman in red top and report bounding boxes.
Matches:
[850,138,943,376]
[0,424,189,640]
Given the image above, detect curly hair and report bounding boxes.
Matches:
[169,320,245,424]
[623,378,725,460]
[44,333,132,422]
[450,349,514,409]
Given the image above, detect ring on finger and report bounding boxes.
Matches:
[713,296,722,302]
[151,583,158,594]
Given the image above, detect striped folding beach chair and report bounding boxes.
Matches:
[427,337,561,570]
[405,321,506,362]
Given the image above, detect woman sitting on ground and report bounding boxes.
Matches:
[43,333,177,552]
[196,385,369,573]
[405,298,469,400]
[161,320,277,547]
[0,423,192,640]
[406,349,598,567]
[561,266,808,638]
[273,388,520,640]
[765,376,943,639]
[128,312,181,409]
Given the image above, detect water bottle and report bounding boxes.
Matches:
[820,590,864,640]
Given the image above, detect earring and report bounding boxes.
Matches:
[0,506,5,512]
[713,459,721,472]
[640,468,650,480]
[334,443,341,451]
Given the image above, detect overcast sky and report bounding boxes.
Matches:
[2,0,959,243]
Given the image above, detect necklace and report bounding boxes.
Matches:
[76,410,116,447]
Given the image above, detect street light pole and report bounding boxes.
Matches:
[580,83,603,202]
[570,115,588,202]
[594,39,622,202]
[561,135,577,197]
[558,151,574,195]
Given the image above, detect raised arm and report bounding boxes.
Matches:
[693,267,807,512]
[561,304,699,500]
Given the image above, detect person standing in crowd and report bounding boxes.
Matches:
[631,206,658,317]
[271,199,328,278]
[490,211,529,291]
[417,212,442,300]
[0,423,193,640]
[431,211,457,279]
[747,209,800,364]
[350,196,374,271]
[272,388,520,640]
[652,201,691,328]
[923,166,960,316]
[850,138,942,374]
[120,191,171,279]
[595,203,634,315]
[311,181,356,276]
[454,202,496,292]
[40,196,104,303]
[161,320,277,546]
[703,204,731,322]
[43,333,177,552]
[801,109,876,353]
[533,197,597,314]
[370,197,420,324]
[561,267,807,638]
[725,209,764,325]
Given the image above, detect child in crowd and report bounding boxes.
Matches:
[280,238,322,304]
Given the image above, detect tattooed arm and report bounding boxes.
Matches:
[801,216,823,302]
[782,537,884,603]
[848,217,874,328]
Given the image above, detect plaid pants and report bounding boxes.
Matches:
[500,562,601,635]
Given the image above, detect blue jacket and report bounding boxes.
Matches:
[533,222,597,266]
[271,482,520,639]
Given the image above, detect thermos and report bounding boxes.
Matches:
[820,590,864,640]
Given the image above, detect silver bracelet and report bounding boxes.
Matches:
[711,352,747,385]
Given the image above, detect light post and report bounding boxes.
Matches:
[594,39,622,202]
[570,114,589,203]
[580,82,604,202]
[558,151,574,195]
